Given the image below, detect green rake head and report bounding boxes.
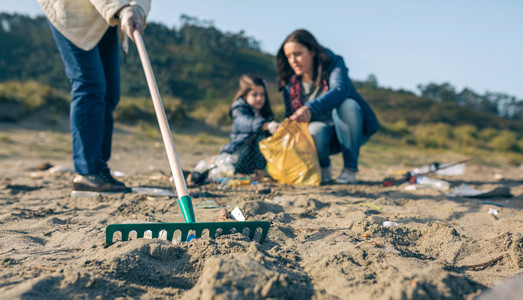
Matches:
[105,221,270,245]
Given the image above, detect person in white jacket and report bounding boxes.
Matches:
[38,0,151,193]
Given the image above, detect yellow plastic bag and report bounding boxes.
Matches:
[259,119,321,186]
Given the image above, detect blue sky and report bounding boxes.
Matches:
[2,0,522,99]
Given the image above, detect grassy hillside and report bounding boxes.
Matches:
[2,81,522,166]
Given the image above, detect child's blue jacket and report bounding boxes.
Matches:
[221,97,273,154]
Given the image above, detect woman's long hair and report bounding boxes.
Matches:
[276,29,332,90]
[232,74,273,118]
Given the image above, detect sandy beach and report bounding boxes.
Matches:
[0,124,521,299]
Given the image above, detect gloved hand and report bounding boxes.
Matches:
[119,5,146,41]
[267,121,281,134]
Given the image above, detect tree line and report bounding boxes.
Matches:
[1,12,522,126]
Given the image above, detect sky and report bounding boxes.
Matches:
[2,0,522,99]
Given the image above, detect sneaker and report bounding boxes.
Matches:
[321,166,333,184]
[336,168,357,184]
[72,170,131,194]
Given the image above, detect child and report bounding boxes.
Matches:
[220,74,280,176]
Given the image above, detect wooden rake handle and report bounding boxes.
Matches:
[133,31,189,198]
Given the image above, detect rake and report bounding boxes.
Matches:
[105,31,270,245]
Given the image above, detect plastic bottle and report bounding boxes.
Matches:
[410,162,440,175]
[416,175,450,192]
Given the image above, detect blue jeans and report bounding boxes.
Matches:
[308,99,366,171]
[49,24,120,175]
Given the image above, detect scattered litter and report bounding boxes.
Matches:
[435,163,466,176]
[493,174,504,180]
[404,184,428,191]
[193,153,238,182]
[410,159,471,176]
[29,171,48,178]
[111,170,125,177]
[30,165,73,178]
[195,199,220,209]
[488,208,499,216]
[416,176,450,192]
[385,247,401,254]
[481,201,504,207]
[266,196,285,204]
[446,183,512,198]
[384,158,471,187]
[359,203,382,211]
[228,178,251,186]
[48,166,73,173]
[131,187,176,197]
[217,178,232,190]
[230,206,246,221]
[383,221,398,227]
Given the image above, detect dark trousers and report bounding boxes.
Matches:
[234,132,270,174]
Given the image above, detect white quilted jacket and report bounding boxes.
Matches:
[37,0,151,50]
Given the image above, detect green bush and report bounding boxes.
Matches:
[489,131,521,152]
[452,125,477,148]
[478,128,499,142]
[380,121,411,137]
[189,101,230,127]
[412,123,453,149]
[115,96,186,125]
[0,81,69,122]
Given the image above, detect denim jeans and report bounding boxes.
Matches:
[49,24,120,175]
[308,98,366,171]
[234,132,270,174]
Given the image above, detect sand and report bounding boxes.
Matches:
[0,125,522,299]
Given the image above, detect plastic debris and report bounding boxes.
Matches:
[404,184,426,191]
[416,175,450,192]
[383,221,398,227]
[481,201,504,207]
[111,170,125,177]
[194,153,238,181]
[266,196,285,204]
[383,159,471,187]
[385,247,401,254]
[359,203,383,211]
[131,187,176,197]
[186,234,196,242]
[493,174,504,180]
[488,208,499,216]
[228,178,251,186]
[48,166,74,174]
[195,199,220,209]
[230,206,246,221]
[30,165,74,178]
[446,183,512,198]
[434,162,465,176]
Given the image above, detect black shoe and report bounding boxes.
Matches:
[72,170,131,193]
